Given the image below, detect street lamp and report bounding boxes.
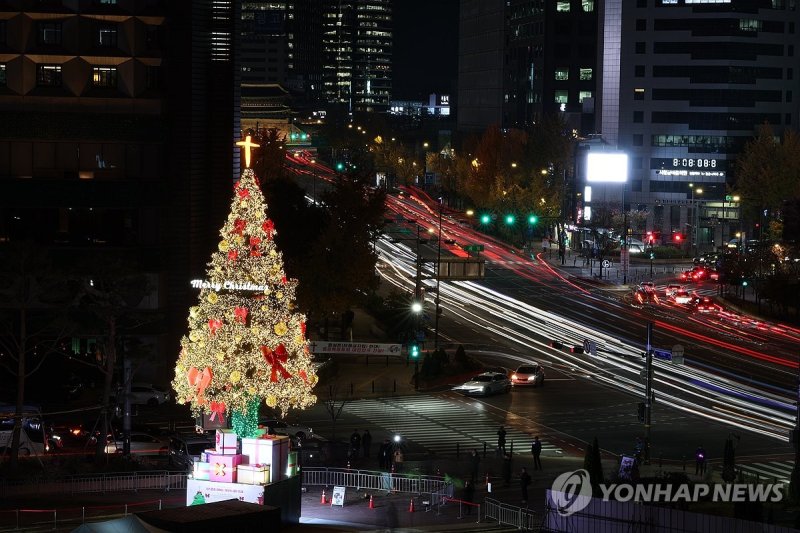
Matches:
[689,184,703,258]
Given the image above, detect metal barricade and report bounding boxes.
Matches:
[484,497,539,531]
[301,467,452,497]
[0,471,187,497]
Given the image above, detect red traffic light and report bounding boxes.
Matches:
[673,233,683,242]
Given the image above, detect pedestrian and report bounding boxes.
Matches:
[695,445,707,475]
[462,480,475,515]
[362,429,372,458]
[469,448,481,483]
[497,425,507,455]
[520,467,531,504]
[502,452,513,486]
[393,448,404,472]
[350,429,361,459]
[531,436,542,470]
[378,438,390,469]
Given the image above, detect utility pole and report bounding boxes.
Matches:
[644,322,654,464]
[434,199,443,350]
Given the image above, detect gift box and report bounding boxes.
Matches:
[215,429,238,455]
[193,461,211,481]
[237,464,270,485]
[201,449,216,463]
[208,453,247,483]
[241,435,289,483]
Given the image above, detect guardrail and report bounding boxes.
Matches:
[484,497,540,531]
[301,467,452,497]
[0,471,187,498]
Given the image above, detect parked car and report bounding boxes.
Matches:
[168,434,214,471]
[452,372,511,396]
[258,418,315,441]
[104,431,169,456]
[510,364,545,387]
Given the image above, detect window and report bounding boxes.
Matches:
[0,64,6,87]
[789,68,794,80]
[787,113,792,125]
[634,88,645,100]
[636,19,646,31]
[99,0,118,4]
[790,45,795,56]
[635,65,645,77]
[582,0,594,11]
[98,25,117,47]
[555,90,568,104]
[92,66,117,88]
[634,111,644,123]
[38,21,62,45]
[37,64,62,86]
[555,68,569,81]
[633,134,643,146]
[556,1,570,12]
[579,68,592,80]
[739,19,761,32]
[579,91,593,102]
[788,90,793,102]
[635,42,646,54]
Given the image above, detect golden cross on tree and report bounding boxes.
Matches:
[236,135,260,169]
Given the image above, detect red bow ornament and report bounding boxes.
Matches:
[234,307,248,324]
[299,370,308,383]
[281,276,287,285]
[300,322,306,335]
[262,219,275,239]
[187,366,213,405]
[233,218,246,235]
[208,319,223,336]
[261,344,291,382]
[227,249,238,262]
[237,188,250,200]
[209,400,226,423]
[249,236,262,257]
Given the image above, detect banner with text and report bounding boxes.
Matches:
[309,341,402,356]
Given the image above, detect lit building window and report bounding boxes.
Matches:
[36,64,62,87]
[98,26,117,47]
[582,0,595,11]
[0,63,6,87]
[555,90,568,104]
[92,66,117,88]
[579,68,593,80]
[579,91,593,102]
[557,1,570,12]
[38,21,62,45]
[555,68,569,81]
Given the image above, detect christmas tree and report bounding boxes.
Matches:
[173,136,317,437]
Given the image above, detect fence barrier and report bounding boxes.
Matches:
[301,467,453,498]
[441,497,481,522]
[0,470,187,498]
[483,497,540,531]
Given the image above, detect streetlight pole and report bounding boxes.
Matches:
[689,184,703,258]
[433,199,443,351]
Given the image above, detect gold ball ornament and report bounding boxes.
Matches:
[260,305,269,313]
[189,306,200,319]
[248,387,256,395]
[269,249,277,257]
[189,330,200,342]
[251,326,261,336]
[310,374,319,385]
[234,335,242,343]
[235,235,245,245]
[276,291,284,300]
[218,240,230,252]
[230,370,241,384]
[216,352,225,361]
[240,200,248,208]
[265,395,278,408]
[207,292,219,304]
[274,322,288,336]
[295,335,304,344]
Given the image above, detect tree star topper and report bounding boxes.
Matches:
[236,135,260,169]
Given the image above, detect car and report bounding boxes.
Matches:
[510,364,545,387]
[168,434,214,471]
[104,431,169,456]
[633,283,659,304]
[665,284,683,298]
[452,372,511,396]
[125,384,171,406]
[694,296,722,313]
[672,289,693,305]
[258,418,315,441]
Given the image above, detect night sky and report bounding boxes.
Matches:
[392,0,459,101]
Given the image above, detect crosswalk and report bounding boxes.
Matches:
[342,395,563,458]
[735,460,795,484]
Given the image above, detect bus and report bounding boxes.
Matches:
[0,404,48,457]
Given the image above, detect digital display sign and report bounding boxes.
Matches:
[586,153,629,183]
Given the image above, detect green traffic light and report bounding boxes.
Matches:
[742,280,748,287]
[480,214,491,225]
[410,344,420,358]
[528,215,538,225]
[336,162,344,171]
[505,214,515,225]
[649,252,655,260]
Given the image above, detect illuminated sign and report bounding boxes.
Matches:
[190,279,274,292]
[438,94,450,106]
[586,153,629,183]
[672,158,717,169]
[657,170,725,178]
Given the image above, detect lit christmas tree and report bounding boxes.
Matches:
[173,136,317,437]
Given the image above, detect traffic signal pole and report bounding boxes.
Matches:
[644,322,654,464]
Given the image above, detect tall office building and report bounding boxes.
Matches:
[322,0,392,113]
[458,0,598,133]
[597,0,800,248]
[0,0,240,378]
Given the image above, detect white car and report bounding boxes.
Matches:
[665,284,683,298]
[127,384,170,406]
[104,431,169,456]
[511,364,545,387]
[259,419,315,441]
[452,372,511,396]
[673,290,693,305]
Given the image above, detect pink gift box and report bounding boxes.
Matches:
[241,435,289,483]
[208,453,247,483]
[215,429,238,455]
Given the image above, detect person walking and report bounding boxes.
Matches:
[362,429,372,458]
[350,430,361,459]
[393,448,404,472]
[379,438,390,469]
[502,452,513,486]
[462,480,475,515]
[469,449,481,483]
[695,445,707,475]
[520,467,531,504]
[497,426,507,455]
[531,436,542,470]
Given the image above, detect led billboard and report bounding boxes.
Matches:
[586,153,629,183]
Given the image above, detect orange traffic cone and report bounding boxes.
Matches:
[320,490,327,504]
[408,498,415,513]
[369,495,375,509]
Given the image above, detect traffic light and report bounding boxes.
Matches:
[505,214,515,225]
[409,343,420,359]
[528,215,538,225]
[336,162,344,171]
[742,279,749,287]
[637,402,646,422]
[673,233,683,243]
[649,252,655,260]
[646,231,655,245]
[480,214,491,225]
